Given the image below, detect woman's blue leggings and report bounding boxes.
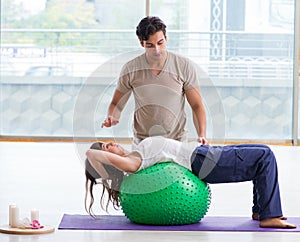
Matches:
[191,144,283,220]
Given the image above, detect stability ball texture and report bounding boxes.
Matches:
[119,162,211,225]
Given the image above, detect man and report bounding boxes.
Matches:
[101,16,208,145]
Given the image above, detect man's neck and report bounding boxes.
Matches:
[145,51,168,74]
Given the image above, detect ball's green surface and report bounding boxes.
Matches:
[119,162,211,225]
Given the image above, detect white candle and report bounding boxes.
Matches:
[10,205,19,228]
[31,209,39,222]
[9,204,16,226]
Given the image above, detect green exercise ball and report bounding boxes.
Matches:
[119,162,211,225]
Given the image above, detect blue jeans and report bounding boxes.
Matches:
[191,144,283,220]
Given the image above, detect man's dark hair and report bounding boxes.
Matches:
[136,16,167,41]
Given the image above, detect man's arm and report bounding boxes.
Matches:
[185,87,208,144]
[101,89,131,128]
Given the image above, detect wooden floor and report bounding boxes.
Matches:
[0,142,300,241]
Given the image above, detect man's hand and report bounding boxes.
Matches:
[198,136,209,145]
[101,116,119,128]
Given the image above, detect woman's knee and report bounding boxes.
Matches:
[261,147,277,169]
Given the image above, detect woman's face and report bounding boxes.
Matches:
[101,142,126,156]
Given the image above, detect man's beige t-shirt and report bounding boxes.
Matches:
[117,51,200,141]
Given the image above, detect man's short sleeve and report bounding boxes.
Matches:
[116,64,132,94]
[183,58,200,90]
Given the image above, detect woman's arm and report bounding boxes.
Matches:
[86,149,142,173]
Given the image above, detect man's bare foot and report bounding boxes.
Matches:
[252,213,287,221]
[259,217,297,229]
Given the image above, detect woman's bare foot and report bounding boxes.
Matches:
[252,213,287,221]
[252,213,259,220]
[259,217,297,228]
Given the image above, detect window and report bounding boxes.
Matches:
[0,0,298,144]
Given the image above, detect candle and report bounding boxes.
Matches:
[31,209,39,222]
[9,204,16,226]
[10,205,19,228]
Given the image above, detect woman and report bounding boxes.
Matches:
[85,136,296,229]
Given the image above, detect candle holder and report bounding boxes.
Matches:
[0,204,55,234]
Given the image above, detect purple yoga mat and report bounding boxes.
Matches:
[58,214,300,232]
